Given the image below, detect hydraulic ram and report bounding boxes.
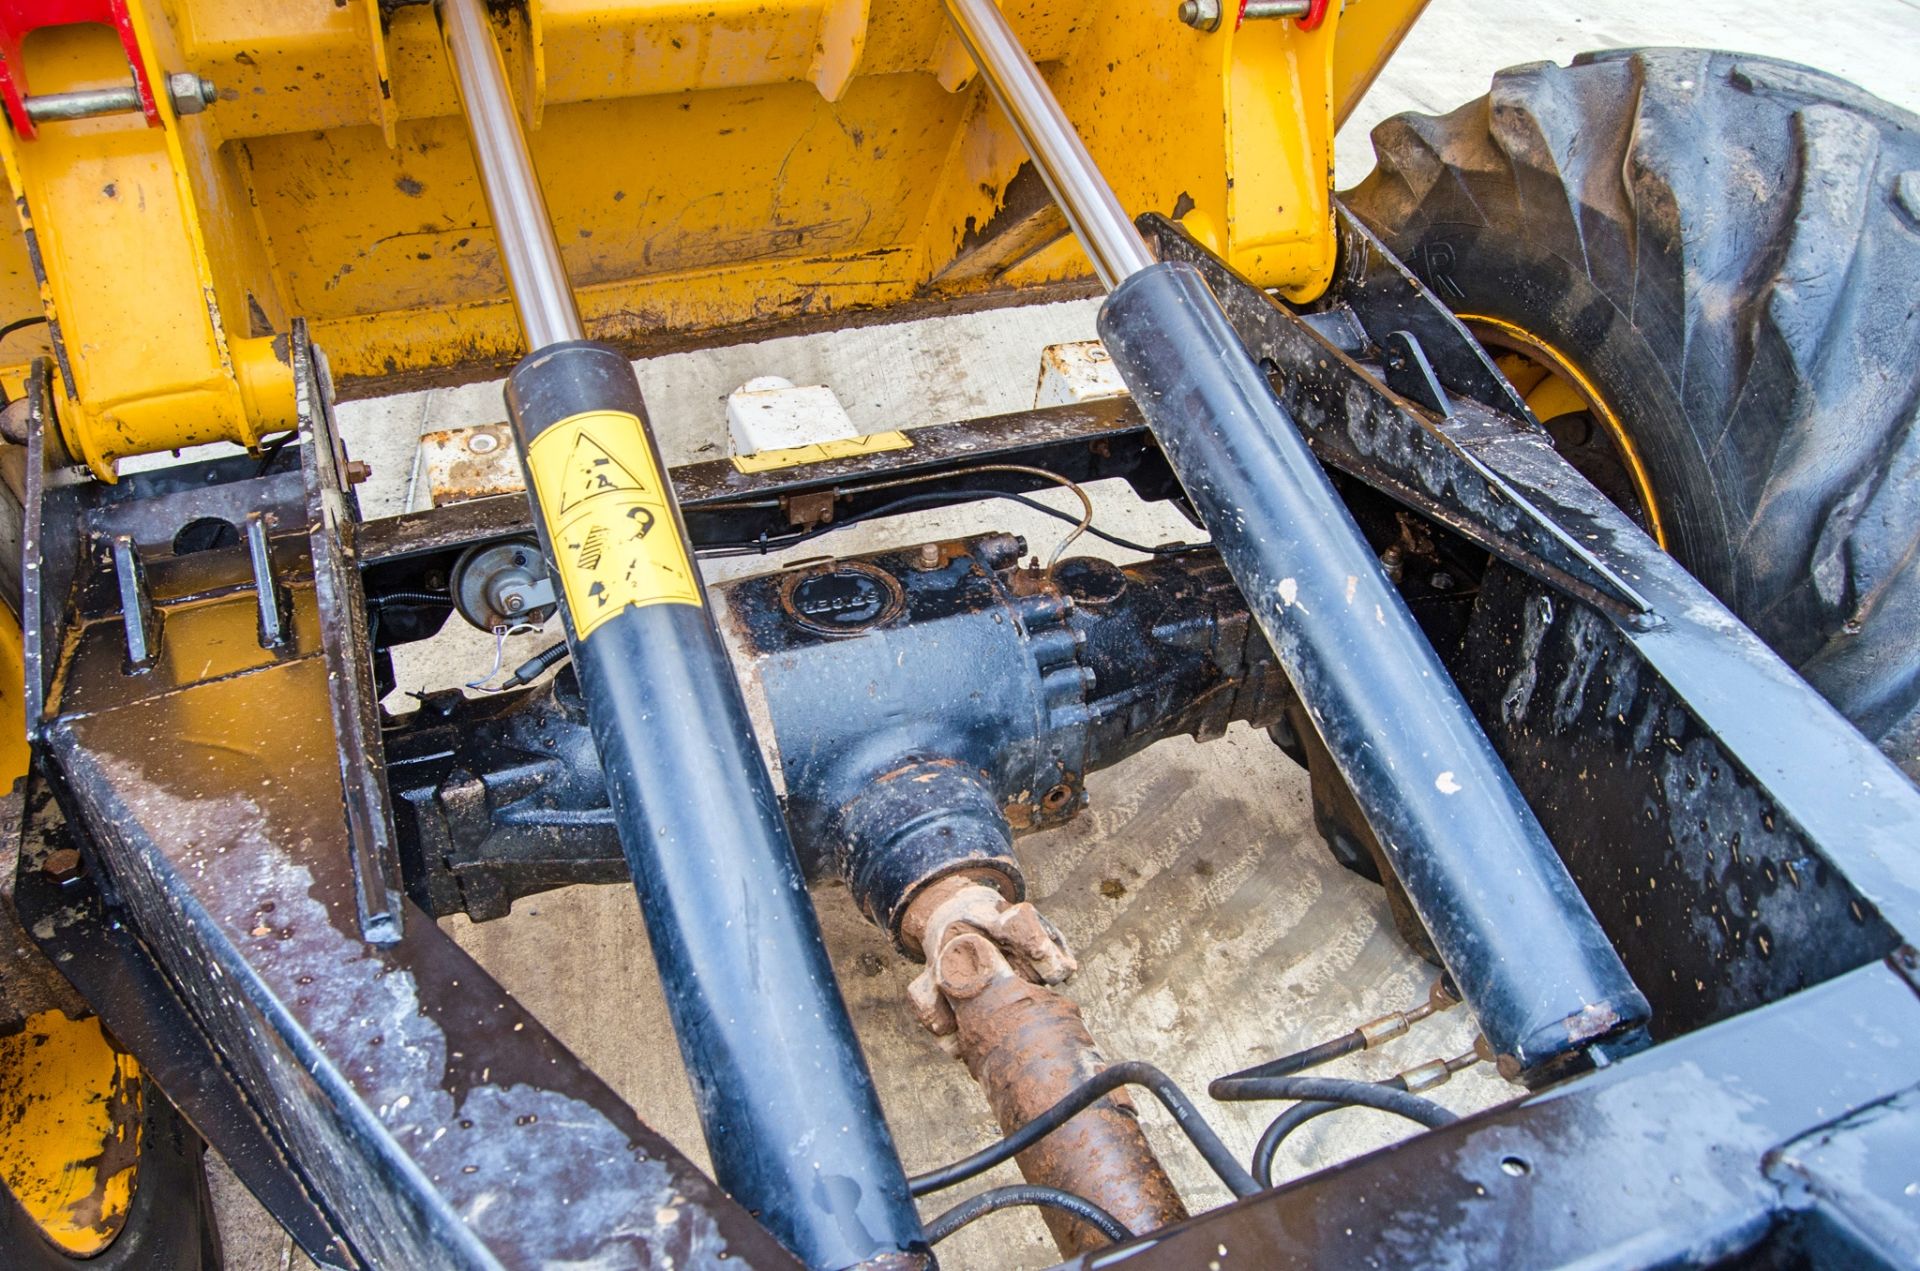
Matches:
[435,3,926,1266]
[941,0,1649,1083]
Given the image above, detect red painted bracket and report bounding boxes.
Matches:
[0,0,158,140]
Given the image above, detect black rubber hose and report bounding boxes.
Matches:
[1209,1074,1456,1127]
[922,1185,1132,1246]
[1212,1032,1364,1090]
[1252,1102,1338,1188]
[1213,1073,1455,1190]
[908,1060,1258,1199]
[1246,1075,1419,1188]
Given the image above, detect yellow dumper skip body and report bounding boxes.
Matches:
[0,0,1425,476]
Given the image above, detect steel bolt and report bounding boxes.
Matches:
[916,542,942,570]
[504,593,525,614]
[1177,0,1222,31]
[167,73,218,116]
[1242,0,1312,18]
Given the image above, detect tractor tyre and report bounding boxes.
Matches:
[1346,48,1920,781]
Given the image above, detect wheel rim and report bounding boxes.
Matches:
[0,1011,143,1256]
[1457,314,1668,550]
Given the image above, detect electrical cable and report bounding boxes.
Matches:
[908,1060,1259,1199]
[922,1185,1131,1246]
[500,639,570,689]
[695,484,1208,561]
[838,488,1207,557]
[846,462,1094,565]
[255,429,298,475]
[0,315,48,344]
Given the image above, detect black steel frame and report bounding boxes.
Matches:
[9,213,1920,1269]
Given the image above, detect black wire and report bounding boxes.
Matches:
[922,1185,1131,1246]
[908,1060,1258,1199]
[0,315,47,344]
[861,488,1209,557]
[1211,1031,1364,1089]
[255,429,297,475]
[694,487,1209,561]
[501,639,571,689]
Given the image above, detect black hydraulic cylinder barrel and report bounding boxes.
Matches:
[1099,262,1650,1082]
[439,0,924,1259]
[505,346,926,1267]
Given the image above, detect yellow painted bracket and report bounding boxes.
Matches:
[0,6,293,479]
[930,0,1357,303]
[730,429,912,473]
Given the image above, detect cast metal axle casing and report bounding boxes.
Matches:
[386,534,1293,923]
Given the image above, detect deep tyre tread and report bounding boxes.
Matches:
[1346,48,1920,779]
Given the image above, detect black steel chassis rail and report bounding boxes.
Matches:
[1071,959,1920,1268]
[356,392,1173,579]
[19,329,801,1271]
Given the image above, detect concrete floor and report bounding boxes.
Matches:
[207,2,1920,1268]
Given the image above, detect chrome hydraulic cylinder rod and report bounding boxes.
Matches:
[437,2,927,1265]
[940,0,1154,288]
[438,0,583,349]
[942,0,1649,1083]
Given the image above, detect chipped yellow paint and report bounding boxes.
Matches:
[0,0,1430,461]
[0,1012,142,1256]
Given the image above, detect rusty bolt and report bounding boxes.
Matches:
[916,542,943,571]
[41,848,82,881]
[344,459,373,485]
[933,931,1006,1001]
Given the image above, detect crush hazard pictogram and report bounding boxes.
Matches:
[556,430,650,512]
[526,410,700,637]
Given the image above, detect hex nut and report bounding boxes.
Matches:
[167,73,218,116]
[1177,0,1222,31]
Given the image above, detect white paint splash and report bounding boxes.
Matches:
[1435,771,1462,795]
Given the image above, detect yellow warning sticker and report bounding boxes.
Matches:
[525,410,700,639]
